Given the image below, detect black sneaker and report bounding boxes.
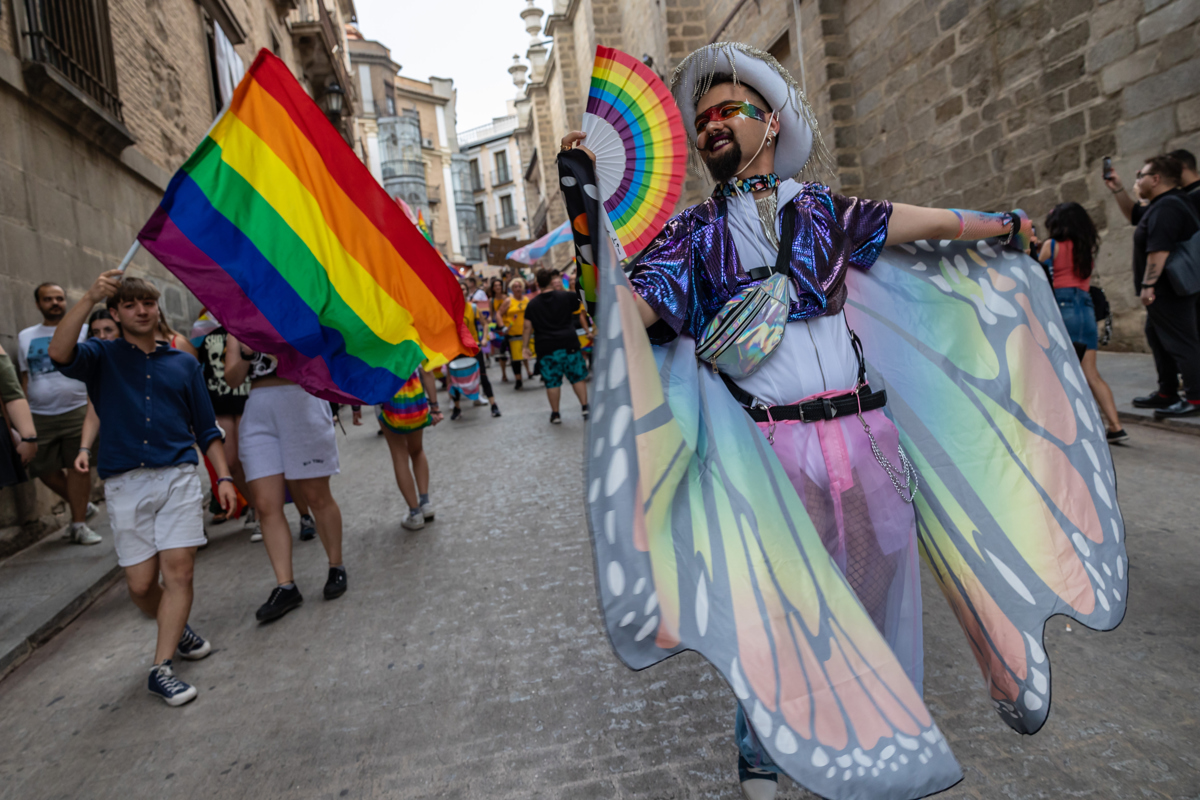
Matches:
[450,406,462,421]
[491,404,501,417]
[737,754,778,796]
[1132,391,1178,409]
[256,584,303,622]
[147,660,197,707]
[1106,428,1130,444]
[299,514,316,541]
[324,567,347,600]
[514,378,523,390]
[176,624,211,661]
[1154,399,1200,418]
[550,411,561,424]
[581,404,590,420]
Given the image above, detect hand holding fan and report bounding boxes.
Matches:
[580,47,686,260]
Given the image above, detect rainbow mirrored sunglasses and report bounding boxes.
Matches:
[694,101,770,135]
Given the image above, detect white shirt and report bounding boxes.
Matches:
[17,323,88,416]
[470,289,488,303]
[724,179,860,406]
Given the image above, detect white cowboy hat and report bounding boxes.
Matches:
[671,42,825,181]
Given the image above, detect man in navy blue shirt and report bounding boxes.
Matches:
[50,270,237,707]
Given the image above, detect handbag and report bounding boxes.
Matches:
[1090,285,1113,345]
[1162,195,1200,297]
[695,202,797,380]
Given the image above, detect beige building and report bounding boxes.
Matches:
[348,29,467,264]
[459,114,535,265]
[0,0,357,533]
[511,0,1199,349]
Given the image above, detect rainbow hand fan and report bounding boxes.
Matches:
[580,46,686,259]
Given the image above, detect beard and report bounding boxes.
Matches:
[41,306,65,321]
[701,134,743,183]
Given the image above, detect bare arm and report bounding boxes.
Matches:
[1104,174,1134,223]
[1140,251,1169,307]
[204,438,237,512]
[223,334,251,387]
[19,372,27,397]
[418,368,443,424]
[73,402,101,473]
[884,204,963,245]
[522,319,533,353]
[49,270,122,365]
[7,398,37,466]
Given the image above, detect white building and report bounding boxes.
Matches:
[457,115,532,265]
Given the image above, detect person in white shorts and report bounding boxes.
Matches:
[225,335,346,622]
[50,271,237,707]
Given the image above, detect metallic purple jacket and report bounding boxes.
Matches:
[629,185,891,345]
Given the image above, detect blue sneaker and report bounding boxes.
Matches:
[147,660,197,707]
[176,624,211,661]
[299,514,317,541]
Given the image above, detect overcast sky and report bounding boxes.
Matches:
[353,0,547,133]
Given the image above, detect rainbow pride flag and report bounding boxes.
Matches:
[137,50,475,404]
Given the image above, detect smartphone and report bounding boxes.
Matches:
[1103,156,1113,180]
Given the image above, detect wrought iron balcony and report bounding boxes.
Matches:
[495,213,518,232]
[491,167,512,187]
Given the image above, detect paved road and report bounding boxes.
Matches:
[0,380,1197,800]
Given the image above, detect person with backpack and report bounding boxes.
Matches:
[1129,155,1200,418]
[1037,203,1127,442]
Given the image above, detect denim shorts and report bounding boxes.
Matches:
[1054,287,1098,351]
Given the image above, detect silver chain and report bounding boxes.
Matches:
[857,412,918,503]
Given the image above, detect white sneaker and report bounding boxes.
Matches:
[86,502,99,519]
[70,523,102,546]
[245,509,263,542]
[401,512,425,531]
[420,502,435,521]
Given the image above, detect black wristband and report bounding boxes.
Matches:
[24,437,39,443]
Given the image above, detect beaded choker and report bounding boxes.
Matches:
[712,173,780,198]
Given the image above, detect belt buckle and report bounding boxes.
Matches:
[822,397,838,419]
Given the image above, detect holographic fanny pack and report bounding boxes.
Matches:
[695,203,797,380]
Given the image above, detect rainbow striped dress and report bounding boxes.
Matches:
[377,371,430,433]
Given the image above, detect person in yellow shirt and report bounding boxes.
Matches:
[498,278,532,390]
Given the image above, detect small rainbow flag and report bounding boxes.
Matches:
[137,50,475,404]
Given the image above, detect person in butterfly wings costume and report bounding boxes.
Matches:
[560,42,1127,800]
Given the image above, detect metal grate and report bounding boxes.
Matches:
[23,0,124,120]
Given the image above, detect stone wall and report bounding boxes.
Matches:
[0,0,311,531]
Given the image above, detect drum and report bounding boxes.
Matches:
[447,356,481,400]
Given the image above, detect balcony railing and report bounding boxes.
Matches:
[286,0,352,117]
[495,213,518,231]
[475,214,488,233]
[22,0,123,121]
[381,159,425,180]
[470,173,484,192]
[453,189,474,206]
[491,167,512,187]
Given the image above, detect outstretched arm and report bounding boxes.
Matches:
[49,270,122,365]
[885,204,1031,246]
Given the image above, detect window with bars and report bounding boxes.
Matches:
[21,0,124,121]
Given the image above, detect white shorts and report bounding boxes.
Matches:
[104,464,207,568]
[240,384,340,482]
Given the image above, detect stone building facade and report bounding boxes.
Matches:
[511,0,1198,349]
[347,30,466,263]
[0,0,358,532]
[459,115,534,264]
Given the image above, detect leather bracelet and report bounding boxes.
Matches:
[23,437,39,443]
[1141,282,1157,288]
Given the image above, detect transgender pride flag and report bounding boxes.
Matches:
[505,221,573,264]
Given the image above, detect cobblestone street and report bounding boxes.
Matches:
[0,381,1196,800]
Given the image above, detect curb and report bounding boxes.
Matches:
[0,561,121,682]
[1117,410,1200,437]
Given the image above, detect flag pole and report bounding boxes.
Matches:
[114,104,231,274]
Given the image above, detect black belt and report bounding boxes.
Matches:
[743,387,887,423]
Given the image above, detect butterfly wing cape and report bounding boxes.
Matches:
[844,241,1128,734]
[137,49,475,405]
[585,214,963,798]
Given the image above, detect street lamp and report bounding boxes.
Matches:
[321,82,345,118]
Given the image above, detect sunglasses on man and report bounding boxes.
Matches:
[694,100,770,135]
